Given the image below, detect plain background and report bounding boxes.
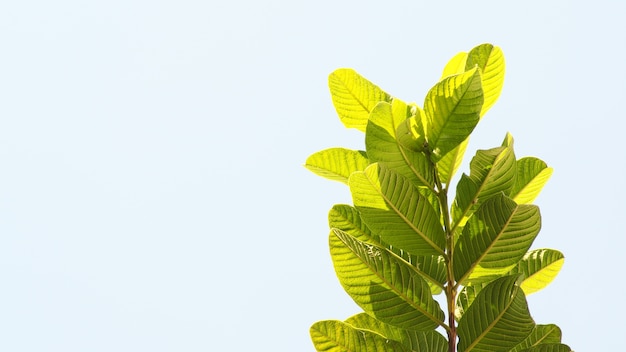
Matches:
[1,1,624,350]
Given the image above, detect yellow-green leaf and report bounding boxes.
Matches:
[454,194,541,284]
[441,51,468,79]
[310,320,408,352]
[451,141,516,230]
[328,206,446,294]
[344,313,448,352]
[508,249,565,295]
[466,43,506,116]
[366,100,433,188]
[305,148,370,184]
[330,229,445,330]
[328,68,392,132]
[437,138,469,186]
[349,163,445,256]
[457,276,535,352]
[510,324,563,352]
[510,157,554,204]
[424,67,483,162]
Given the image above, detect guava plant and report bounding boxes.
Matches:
[305,44,571,352]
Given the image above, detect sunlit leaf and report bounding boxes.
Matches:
[349,163,445,256]
[328,204,376,243]
[396,105,428,153]
[510,324,563,352]
[454,281,491,321]
[310,320,408,352]
[508,249,565,295]
[518,344,573,352]
[424,67,483,162]
[328,68,392,132]
[330,229,445,330]
[465,44,505,116]
[441,51,468,79]
[305,148,370,184]
[452,140,516,229]
[367,100,433,188]
[457,276,534,352]
[454,193,541,284]
[437,138,469,186]
[345,313,448,352]
[328,204,445,293]
[510,157,553,204]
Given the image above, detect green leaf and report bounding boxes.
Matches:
[437,137,469,186]
[518,344,572,352]
[465,44,505,116]
[366,100,434,188]
[396,105,428,153]
[441,51,468,79]
[424,67,483,161]
[510,324,563,352]
[510,157,553,204]
[349,163,446,256]
[410,255,447,294]
[457,276,534,352]
[329,205,446,294]
[310,320,408,352]
[454,193,542,284]
[305,148,370,184]
[330,229,445,330]
[508,249,565,295]
[452,141,516,229]
[328,204,376,243]
[328,68,392,132]
[454,281,491,321]
[345,313,448,352]
[439,44,504,118]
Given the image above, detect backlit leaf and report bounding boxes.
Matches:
[510,324,563,352]
[330,229,445,330]
[457,276,534,352]
[510,157,553,204]
[349,163,445,256]
[437,138,469,186]
[508,249,564,295]
[518,344,572,352]
[465,44,505,116]
[454,193,541,284]
[441,51,468,79]
[345,313,448,352]
[305,148,370,184]
[328,68,392,132]
[424,67,483,162]
[452,140,516,229]
[329,205,445,293]
[310,320,408,352]
[328,204,376,243]
[366,100,433,188]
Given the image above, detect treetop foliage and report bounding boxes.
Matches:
[305,44,571,352]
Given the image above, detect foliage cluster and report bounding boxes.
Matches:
[305,44,571,352]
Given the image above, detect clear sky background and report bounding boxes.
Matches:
[1,1,624,351]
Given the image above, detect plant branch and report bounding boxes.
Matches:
[432,159,457,352]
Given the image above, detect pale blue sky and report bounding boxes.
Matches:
[0,1,624,351]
